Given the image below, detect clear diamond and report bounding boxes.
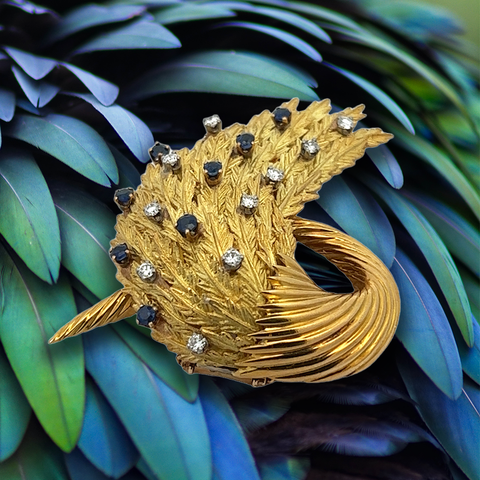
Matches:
[240,193,259,212]
[162,152,181,170]
[266,166,284,183]
[144,201,162,220]
[222,248,244,271]
[187,332,208,354]
[301,138,320,159]
[136,262,156,282]
[203,114,221,130]
[337,116,355,135]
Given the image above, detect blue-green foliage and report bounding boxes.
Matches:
[0,0,478,479]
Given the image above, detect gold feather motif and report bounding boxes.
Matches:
[50,98,400,386]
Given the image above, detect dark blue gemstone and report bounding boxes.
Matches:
[109,243,130,266]
[137,305,156,326]
[176,214,198,237]
[236,133,255,154]
[273,107,291,127]
[149,142,170,162]
[204,161,222,179]
[114,187,134,209]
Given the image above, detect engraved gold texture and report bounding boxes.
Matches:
[50,98,400,385]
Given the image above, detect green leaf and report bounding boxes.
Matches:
[123,50,319,103]
[43,4,146,44]
[258,456,310,480]
[12,66,59,108]
[4,114,119,186]
[69,93,154,163]
[112,323,199,401]
[404,191,480,278]
[154,3,236,24]
[340,29,479,136]
[0,149,60,283]
[387,124,480,222]
[324,63,415,134]
[0,244,84,451]
[0,422,69,480]
[0,348,31,462]
[50,186,121,300]
[74,20,181,54]
[5,47,57,80]
[223,22,322,61]
[363,174,474,346]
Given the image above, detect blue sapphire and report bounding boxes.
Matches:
[149,142,170,162]
[236,133,255,156]
[273,107,291,128]
[114,187,134,210]
[204,161,223,185]
[109,243,130,266]
[137,305,156,327]
[176,214,198,237]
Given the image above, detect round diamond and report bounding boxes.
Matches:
[137,305,156,326]
[222,248,243,272]
[240,193,259,214]
[137,262,156,282]
[301,138,320,160]
[162,152,181,170]
[144,201,163,222]
[337,116,355,135]
[266,165,284,183]
[203,114,222,134]
[187,332,208,354]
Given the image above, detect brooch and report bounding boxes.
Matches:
[50,98,400,386]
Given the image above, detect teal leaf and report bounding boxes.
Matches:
[74,20,181,54]
[363,174,474,346]
[15,99,41,116]
[453,315,480,386]
[62,63,119,106]
[84,326,211,480]
[404,191,480,277]
[154,3,236,24]
[388,124,480,221]
[77,378,138,478]
[459,267,480,321]
[12,66,59,108]
[5,0,54,16]
[69,93,154,163]
[366,145,404,189]
[109,144,141,188]
[318,176,395,268]
[112,322,199,401]
[0,88,15,121]
[50,186,120,300]
[123,50,319,103]
[223,22,322,61]
[239,4,332,43]
[65,448,110,480]
[258,457,310,480]
[200,379,260,480]
[5,113,118,186]
[0,422,69,480]
[0,348,31,462]
[0,149,60,283]
[324,63,414,134]
[43,4,146,44]
[398,351,480,480]
[392,249,463,399]
[0,244,84,451]
[5,47,57,80]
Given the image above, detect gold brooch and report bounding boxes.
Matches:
[50,98,400,386]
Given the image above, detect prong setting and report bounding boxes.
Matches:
[203,114,222,134]
[336,116,355,135]
[300,138,320,160]
[114,187,135,211]
[240,193,259,214]
[222,248,244,272]
[187,332,208,354]
[136,262,156,282]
